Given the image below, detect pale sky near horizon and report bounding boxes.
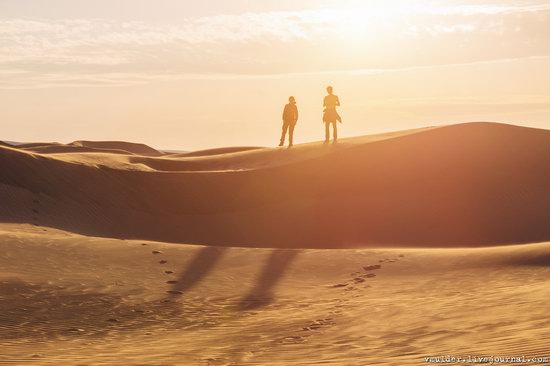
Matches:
[1,0,549,150]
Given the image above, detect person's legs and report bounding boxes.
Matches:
[288,123,295,146]
[324,122,330,142]
[333,122,338,143]
[280,122,289,146]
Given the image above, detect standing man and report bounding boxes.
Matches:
[323,86,341,144]
[279,96,299,147]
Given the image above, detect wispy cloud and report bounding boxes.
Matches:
[424,3,550,15]
[2,55,549,90]
[1,3,549,88]
[0,12,327,65]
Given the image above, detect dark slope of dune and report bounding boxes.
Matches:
[71,140,163,156]
[1,122,549,248]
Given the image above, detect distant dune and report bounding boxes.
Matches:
[12,142,62,149]
[22,144,139,155]
[70,140,164,156]
[1,122,549,247]
[11,140,166,156]
[0,141,23,146]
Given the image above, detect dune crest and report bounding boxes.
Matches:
[171,146,264,158]
[70,140,163,156]
[1,122,549,247]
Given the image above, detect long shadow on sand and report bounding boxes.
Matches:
[166,247,300,311]
[169,246,227,296]
[238,249,300,310]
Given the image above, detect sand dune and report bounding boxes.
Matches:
[1,122,549,247]
[171,146,264,158]
[71,140,164,156]
[11,140,164,156]
[2,122,550,365]
[11,141,143,156]
[1,224,550,365]
[24,145,138,155]
[14,142,63,149]
[1,141,24,146]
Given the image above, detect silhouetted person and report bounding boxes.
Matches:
[323,86,341,144]
[279,96,298,147]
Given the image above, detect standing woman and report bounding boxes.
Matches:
[323,86,341,144]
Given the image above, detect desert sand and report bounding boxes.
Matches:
[1,122,550,365]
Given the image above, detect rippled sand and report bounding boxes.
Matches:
[1,122,549,364]
[2,224,550,365]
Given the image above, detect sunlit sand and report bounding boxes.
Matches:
[1,122,549,365]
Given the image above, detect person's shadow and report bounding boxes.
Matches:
[165,246,300,312]
[238,249,300,310]
[167,246,227,299]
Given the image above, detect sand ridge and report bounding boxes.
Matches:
[1,122,549,247]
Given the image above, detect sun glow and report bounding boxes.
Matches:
[295,1,446,48]
[1,0,549,148]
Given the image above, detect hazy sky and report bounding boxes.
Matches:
[1,0,549,150]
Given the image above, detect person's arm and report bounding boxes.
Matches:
[294,105,299,122]
[323,96,327,107]
[282,105,287,120]
[336,96,340,107]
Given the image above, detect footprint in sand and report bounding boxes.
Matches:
[166,280,177,284]
[363,264,381,271]
[379,256,403,263]
[302,318,335,332]
[159,260,168,264]
[164,270,174,274]
[344,286,358,292]
[330,264,381,289]
[152,250,162,254]
[280,335,308,344]
[288,318,336,345]
[204,357,228,366]
[67,327,85,333]
[167,290,183,295]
